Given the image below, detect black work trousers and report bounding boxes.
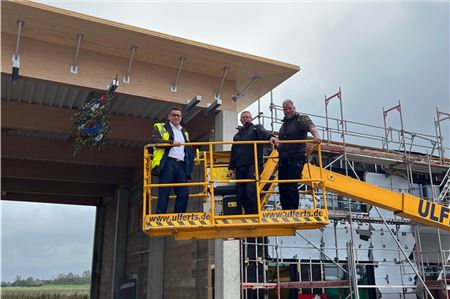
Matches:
[278,156,305,210]
[236,166,258,214]
[156,158,188,214]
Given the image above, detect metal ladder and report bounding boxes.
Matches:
[438,167,450,205]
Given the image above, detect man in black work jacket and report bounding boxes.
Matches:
[272,100,321,210]
[228,111,277,214]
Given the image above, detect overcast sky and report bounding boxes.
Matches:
[1,202,95,282]
[2,0,449,282]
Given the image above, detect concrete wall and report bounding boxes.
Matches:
[163,238,212,298]
[114,165,213,299]
[124,181,152,299]
[99,198,117,299]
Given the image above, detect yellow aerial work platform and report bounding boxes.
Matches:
[143,140,450,240]
[143,140,329,240]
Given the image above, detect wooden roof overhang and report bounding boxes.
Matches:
[1,1,299,205]
[1,0,299,111]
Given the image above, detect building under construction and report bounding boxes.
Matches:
[235,97,450,299]
[1,1,449,299]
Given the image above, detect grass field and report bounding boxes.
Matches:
[1,284,90,299]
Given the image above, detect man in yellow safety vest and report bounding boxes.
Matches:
[151,107,194,214]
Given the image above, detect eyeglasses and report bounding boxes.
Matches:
[170,114,182,118]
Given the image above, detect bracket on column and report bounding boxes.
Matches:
[70,33,84,74]
[205,98,222,115]
[231,76,259,101]
[184,95,201,112]
[12,20,24,82]
[215,66,229,101]
[123,45,138,84]
[171,56,186,92]
[182,95,202,124]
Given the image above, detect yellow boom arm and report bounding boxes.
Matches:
[302,163,450,231]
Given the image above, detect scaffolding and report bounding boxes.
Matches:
[244,89,450,298]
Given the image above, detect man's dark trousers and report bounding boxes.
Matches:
[156,158,188,214]
[236,166,258,214]
[278,156,305,210]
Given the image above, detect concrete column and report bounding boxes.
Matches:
[214,239,241,299]
[90,198,105,299]
[146,237,165,299]
[214,109,241,298]
[214,110,238,151]
[111,189,129,299]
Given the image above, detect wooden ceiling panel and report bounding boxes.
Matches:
[1,101,153,142]
[2,95,215,143]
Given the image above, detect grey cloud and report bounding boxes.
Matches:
[2,202,95,282]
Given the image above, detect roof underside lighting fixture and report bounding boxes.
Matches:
[123,45,138,84]
[171,56,186,92]
[11,20,24,83]
[70,33,84,74]
[215,66,229,101]
[231,76,260,102]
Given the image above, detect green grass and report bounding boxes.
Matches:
[2,284,90,291]
[1,285,90,299]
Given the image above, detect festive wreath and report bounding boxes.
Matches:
[71,76,119,156]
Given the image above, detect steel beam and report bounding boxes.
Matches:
[2,177,115,197]
[1,135,142,167]
[2,158,133,184]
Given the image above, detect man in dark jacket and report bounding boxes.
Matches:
[228,111,277,214]
[151,107,194,214]
[273,100,321,210]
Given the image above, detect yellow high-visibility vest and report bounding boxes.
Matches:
[151,123,190,170]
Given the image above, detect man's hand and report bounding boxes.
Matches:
[310,127,321,145]
[227,169,235,179]
[172,141,182,146]
[270,136,279,149]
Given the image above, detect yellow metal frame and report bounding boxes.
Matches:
[302,164,450,231]
[143,140,329,240]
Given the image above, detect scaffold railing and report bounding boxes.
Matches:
[256,102,450,164]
